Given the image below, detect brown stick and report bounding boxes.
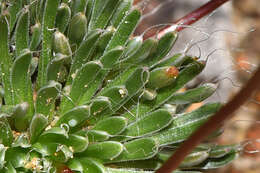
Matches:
[145,0,230,39]
[156,65,260,173]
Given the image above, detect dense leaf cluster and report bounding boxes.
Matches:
[0,0,238,172]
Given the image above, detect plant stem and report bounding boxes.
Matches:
[145,0,230,39]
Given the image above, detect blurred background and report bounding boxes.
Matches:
[133,0,260,172]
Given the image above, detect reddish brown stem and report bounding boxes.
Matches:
[156,65,260,173]
[145,0,230,39]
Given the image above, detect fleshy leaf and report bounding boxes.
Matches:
[35,81,62,117]
[5,147,29,168]
[78,141,123,160]
[55,3,71,33]
[91,0,120,30]
[46,54,68,81]
[69,157,106,173]
[0,144,7,169]
[167,83,217,104]
[37,0,60,88]
[68,12,88,45]
[67,134,88,153]
[86,130,110,142]
[107,138,158,163]
[151,103,221,145]
[56,106,90,132]
[93,116,128,135]
[68,29,102,84]
[122,109,172,138]
[29,114,48,144]
[123,60,205,122]
[0,116,13,146]
[15,8,29,57]
[61,61,102,112]
[30,22,42,51]
[105,8,141,52]
[89,96,112,117]
[38,127,68,144]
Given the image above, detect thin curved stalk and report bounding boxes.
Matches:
[145,0,230,39]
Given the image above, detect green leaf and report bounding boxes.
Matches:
[12,102,30,131]
[151,103,221,145]
[180,151,210,168]
[122,109,172,138]
[86,130,110,142]
[209,144,239,158]
[38,127,68,144]
[68,29,102,84]
[123,60,205,122]
[37,0,59,88]
[79,141,123,160]
[11,133,30,148]
[5,147,29,168]
[93,116,128,135]
[51,145,73,163]
[79,47,124,104]
[92,26,116,60]
[68,12,88,45]
[194,152,238,169]
[154,53,182,68]
[89,96,112,117]
[32,142,57,156]
[123,36,143,59]
[69,157,106,173]
[11,49,33,105]
[88,0,108,31]
[100,46,124,68]
[105,8,141,52]
[147,66,179,89]
[99,85,128,113]
[0,144,7,169]
[46,54,68,81]
[109,0,133,28]
[61,61,102,112]
[86,0,94,20]
[30,57,38,76]
[8,0,23,30]
[15,8,29,57]
[0,16,13,105]
[117,38,158,69]
[71,0,88,15]
[167,83,217,104]
[4,162,16,173]
[112,159,161,170]
[107,138,158,163]
[53,31,72,56]
[0,117,13,146]
[30,22,42,51]
[67,134,88,153]
[35,81,61,117]
[29,114,48,144]
[56,106,90,132]
[101,67,149,115]
[56,3,71,33]
[70,61,103,103]
[103,67,137,90]
[91,0,120,30]
[146,32,178,67]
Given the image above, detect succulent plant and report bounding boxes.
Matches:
[0,0,240,172]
